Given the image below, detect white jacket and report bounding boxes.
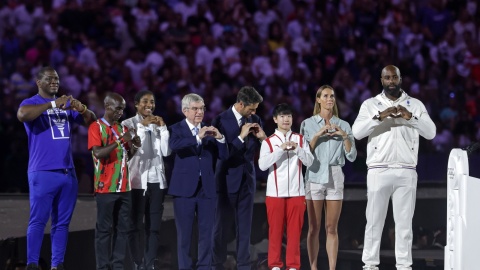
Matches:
[122,114,171,190]
[352,91,436,168]
[258,129,314,197]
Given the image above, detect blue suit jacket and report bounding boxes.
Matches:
[212,107,263,194]
[168,120,228,198]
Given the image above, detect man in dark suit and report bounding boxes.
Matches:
[169,93,228,270]
[212,86,266,270]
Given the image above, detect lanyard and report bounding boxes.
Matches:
[99,117,127,191]
[100,118,123,140]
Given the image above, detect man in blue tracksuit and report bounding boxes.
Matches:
[17,66,96,270]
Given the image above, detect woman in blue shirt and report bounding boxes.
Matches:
[300,85,357,270]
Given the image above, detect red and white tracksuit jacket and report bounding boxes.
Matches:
[258,129,314,197]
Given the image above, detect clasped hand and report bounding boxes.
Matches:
[54,95,85,112]
[380,105,412,120]
[281,141,298,151]
[316,121,347,139]
[122,129,141,148]
[240,123,266,140]
[141,115,165,127]
[198,126,223,139]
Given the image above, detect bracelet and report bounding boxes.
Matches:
[79,104,87,114]
[51,101,57,108]
[116,140,121,147]
[132,144,140,149]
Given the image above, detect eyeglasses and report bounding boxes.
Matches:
[187,106,207,112]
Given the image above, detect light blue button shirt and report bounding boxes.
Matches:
[300,115,357,184]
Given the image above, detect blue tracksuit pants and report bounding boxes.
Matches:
[27,169,78,267]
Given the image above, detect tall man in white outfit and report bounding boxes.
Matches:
[352,65,436,270]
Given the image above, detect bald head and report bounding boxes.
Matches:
[104,92,125,106]
[104,92,126,122]
[380,65,402,100]
[381,65,401,78]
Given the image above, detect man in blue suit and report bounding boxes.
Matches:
[212,86,266,269]
[169,93,228,270]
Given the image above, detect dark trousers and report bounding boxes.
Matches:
[95,192,132,270]
[129,184,166,267]
[212,180,254,270]
[174,181,216,270]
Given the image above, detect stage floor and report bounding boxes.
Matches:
[330,249,444,270]
[0,186,445,240]
[0,186,446,270]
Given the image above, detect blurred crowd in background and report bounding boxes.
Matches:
[1,0,480,192]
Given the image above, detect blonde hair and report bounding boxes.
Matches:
[312,85,339,117]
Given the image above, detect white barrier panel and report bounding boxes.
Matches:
[445,149,480,270]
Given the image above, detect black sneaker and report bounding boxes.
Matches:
[146,259,158,269]
[51,263,65,270]
[27,263,39,270]
[135,263,146,270]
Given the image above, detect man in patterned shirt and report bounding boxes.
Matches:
[87,92,141,270]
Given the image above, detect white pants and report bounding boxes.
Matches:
[362,168,417,270]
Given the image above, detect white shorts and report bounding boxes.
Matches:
[305,166,344,200]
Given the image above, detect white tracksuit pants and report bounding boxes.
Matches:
[362,168,417,270]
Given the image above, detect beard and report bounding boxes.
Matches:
[383,83,402,98]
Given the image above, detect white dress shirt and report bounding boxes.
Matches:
[121,114,171,190]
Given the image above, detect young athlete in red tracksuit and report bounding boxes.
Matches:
[258,103,314,270]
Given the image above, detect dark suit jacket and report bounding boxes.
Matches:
[168,120,228,198]
[212,107,263,194]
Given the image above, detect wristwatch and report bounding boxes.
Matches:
[372,111,382,121]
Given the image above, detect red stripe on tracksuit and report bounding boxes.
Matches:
[265,138,278,196]
[296,133,303,195]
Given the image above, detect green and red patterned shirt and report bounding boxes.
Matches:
[88,119,131,193]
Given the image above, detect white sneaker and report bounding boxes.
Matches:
[289,268,297,270]
[363,266,379,270]
[272,267,281,270]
